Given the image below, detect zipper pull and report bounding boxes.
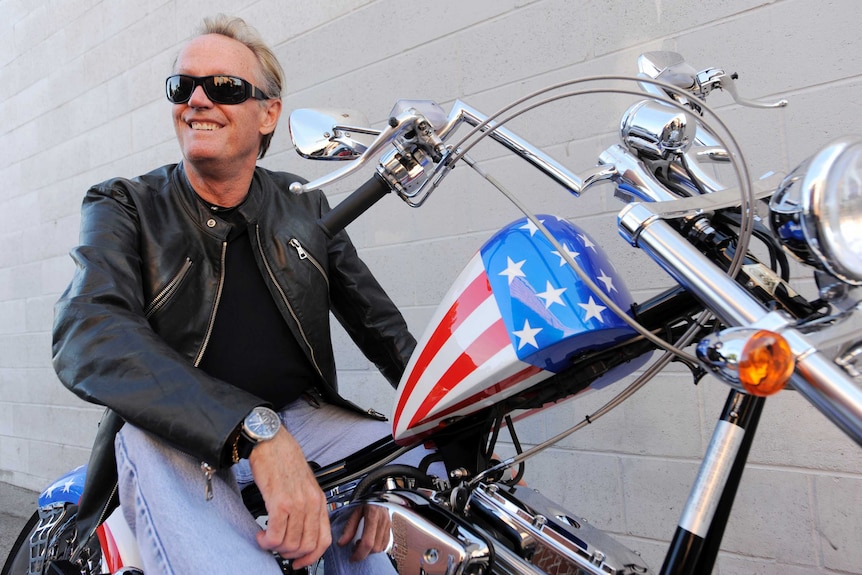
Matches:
[289,238,308,260]
[201,462,214,501]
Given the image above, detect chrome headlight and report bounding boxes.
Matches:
[770,136,862,285]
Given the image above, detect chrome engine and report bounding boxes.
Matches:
[341,483,650,575]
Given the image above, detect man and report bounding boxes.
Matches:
[53,15,421,574]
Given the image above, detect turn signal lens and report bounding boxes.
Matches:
[738,330,795,396]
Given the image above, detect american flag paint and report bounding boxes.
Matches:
[393,215,639,443]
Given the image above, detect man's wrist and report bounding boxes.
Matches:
[232,406,280,463]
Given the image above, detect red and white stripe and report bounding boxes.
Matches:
[392,253,549,443]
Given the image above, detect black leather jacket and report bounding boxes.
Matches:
[53,163,415,539]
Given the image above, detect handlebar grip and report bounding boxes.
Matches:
[317,172,391,238]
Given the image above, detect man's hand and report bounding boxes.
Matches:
[250,427,331,568]
[337,504,392,562]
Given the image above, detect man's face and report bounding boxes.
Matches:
[171,34,279,171]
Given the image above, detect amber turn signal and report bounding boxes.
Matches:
[738,330,795,396]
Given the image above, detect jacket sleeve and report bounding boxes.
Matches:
[52,183,262,468]
[319,192,416,388]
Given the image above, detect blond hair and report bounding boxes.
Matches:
[197,15,284,158]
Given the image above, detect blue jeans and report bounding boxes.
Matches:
[115,397,436,574]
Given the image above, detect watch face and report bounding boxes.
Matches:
[244,407,281,442]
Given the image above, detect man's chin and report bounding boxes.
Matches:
[181,146,225,166]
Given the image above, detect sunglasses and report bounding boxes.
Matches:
[165,74,270,105]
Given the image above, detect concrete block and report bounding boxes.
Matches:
[589,0,773,57]
[0,436,28,476]
[5,262,40,302]
[24,295,55,333]
[0,332,50,369]
[815,475,862,573]
[458,0,592,96]
[243,1,370,45]
[335,370,395,419]
[131,99,174,153]
[41,254,77,296]
[14,404,101,449]
[275,1,518,94]
[85,116,133,173]
[620,456,700,539]
[0,120,41,172]
[676,0,862,97]
[423,235,491,303]
[50,89,106,154]
[0,165,24,207]
[0,269,10,303]
[719,467,816,566]
[0,404,12,436]
[549,371,705,458]
[746,391,862,474]
[525,448,627,533]
[21,215,81,262]
[0,14,17,69]
[783,80,862,166]
[25,440,92,491]
[0,300,26,335]
[57,3,106,60]
[0,366,68,407]
[38,178,87,225]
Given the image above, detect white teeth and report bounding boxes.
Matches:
[190,122,219,131]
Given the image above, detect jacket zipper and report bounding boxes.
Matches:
[282,233,388,421]
[255,226,325,381]
[78,481,119,552]
[201,462,214,500]
[289,238,329,289]
[194,242,227,367]
[144,257,193,318]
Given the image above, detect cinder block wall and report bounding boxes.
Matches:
[1,1,860,573]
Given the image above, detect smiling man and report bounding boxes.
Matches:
[53,15,422,574]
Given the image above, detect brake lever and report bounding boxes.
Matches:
[718,71,788,109]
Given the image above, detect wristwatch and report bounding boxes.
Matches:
[233,406,281,462]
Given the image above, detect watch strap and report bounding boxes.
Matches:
[234,432,256,462]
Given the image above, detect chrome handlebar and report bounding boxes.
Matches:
[619,197,862,446]
[288,53,862,447]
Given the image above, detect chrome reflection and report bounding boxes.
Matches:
[330,491,491,575]
[620,99,695,160]
[289,108,379,160]
[770,136,862,285]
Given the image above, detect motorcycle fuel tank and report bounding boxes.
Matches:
[393,216,641,443]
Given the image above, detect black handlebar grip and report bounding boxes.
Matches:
[317,172,391,238]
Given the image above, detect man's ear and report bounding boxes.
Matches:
[260,98,282,136]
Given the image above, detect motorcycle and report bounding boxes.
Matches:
[4,51,861,575]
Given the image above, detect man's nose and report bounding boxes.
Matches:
[188,85,212,107]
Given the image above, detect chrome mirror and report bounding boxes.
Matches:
[638,51,696,85]
[637,51,699,105]
[288,108,380,160]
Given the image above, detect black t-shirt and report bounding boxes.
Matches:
[198,205,318,410]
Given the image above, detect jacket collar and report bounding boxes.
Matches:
[173,162,266,237]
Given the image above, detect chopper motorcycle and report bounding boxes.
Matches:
[3,51,861,575]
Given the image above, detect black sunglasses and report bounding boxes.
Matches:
[165,74,270,105]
